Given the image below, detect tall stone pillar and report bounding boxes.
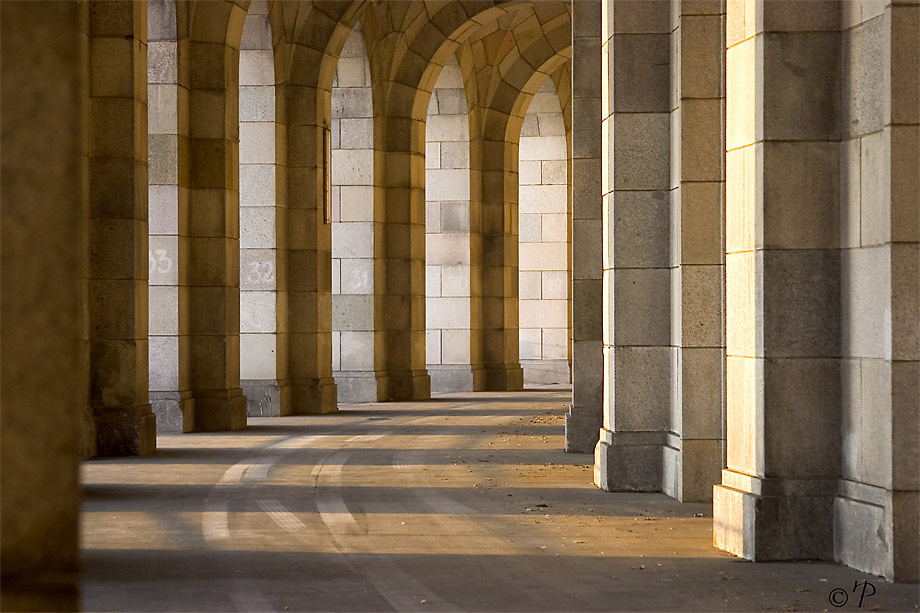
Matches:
[377,126,432,401]
[713,0,842,561]
[186,10,248,430]
[566,0,604,453]
[834,0,918,581]
[595,0,672,491]
[87,0,157,454]
[664,1,725,501]
[478,134,525,392]
[280,81,337,414]
[1,2,82,608]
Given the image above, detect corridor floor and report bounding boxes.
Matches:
[81,389,919,612]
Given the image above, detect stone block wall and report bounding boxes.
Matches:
[519,78,570,386]
[426,56,474,393]
[331,25,377,403]
[239,0,280,416]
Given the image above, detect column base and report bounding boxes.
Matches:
[150,391,195,433]
[713,470,835,562]
[288,377,337,414]
[834,480,919,582]
[482,364,523,391]
[241,380,281,416]
[428,365,474,394]
[93,404,157,456]
[593,428,665,491]
[564,405,602,453]
[661,435,722,502]
[0,572,78,613]
[380,370,430,401]
[192,389,247,431]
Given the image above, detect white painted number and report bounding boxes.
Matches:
[247,261,275,284]
[148,249,173,275]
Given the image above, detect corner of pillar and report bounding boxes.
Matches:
[713,471,835,563]
[94,404,157,456]
[193,391,248,431]
[483,365,523,391]
[381,370,431,401]
[593,428,664,492]
[289,378,338,414]
[564,405,602,453]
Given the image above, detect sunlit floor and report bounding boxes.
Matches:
[81,389,919,612]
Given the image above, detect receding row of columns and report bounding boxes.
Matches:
[576,0,918,582]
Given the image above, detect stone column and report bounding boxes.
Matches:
[186,9,248,430]
[1,2,81,608]
[280,76,337,414]
[595,0,672,491]
[713,0,842,561]
[377,121,432,401]
[835,0,919,582]
[664,0,725,502]
[475,112,525,392]
[87,0,157,454]
[566,0,604,453]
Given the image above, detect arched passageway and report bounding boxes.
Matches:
[239,0,280,416]
[330,24,377,403]
[425,55,473,393]
[518,77,571,386]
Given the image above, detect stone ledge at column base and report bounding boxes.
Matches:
[522,359,571,385]
[834,482,919,582]
[482,365,524,391]
[93,404,157,456]
[713,471,835,562]
[150,391,194,433]
[334,372,380,404]
[594,429,666,491]
[564,406,601,453]
[428,365,475,393]
[380,370,431,401]
[662,436,722,503]
[0,572,77,613]
[192,390,247,431]
[241,380,281,416]
[288,378,338,414]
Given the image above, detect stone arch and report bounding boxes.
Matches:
[331,23,378,403]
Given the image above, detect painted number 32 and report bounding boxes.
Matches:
[247,261,275,283]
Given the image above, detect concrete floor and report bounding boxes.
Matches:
[81,389,919,612]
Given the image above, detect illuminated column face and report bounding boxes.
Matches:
[425,56,473,393]
[714,0,844,564]
[566,0,604,454]
[331,25,377,403]
[595,0,672,493]
[239,0,279,415]
[518,79,570,386]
